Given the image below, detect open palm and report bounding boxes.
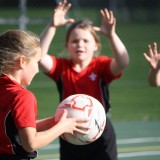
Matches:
[144,43,160,69]
[94,8,116,37]
[52,0,74,27]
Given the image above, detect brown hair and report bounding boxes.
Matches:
[0,30,41,75]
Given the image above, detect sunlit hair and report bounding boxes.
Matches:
[0,30,41,75]
[65,19,101,56]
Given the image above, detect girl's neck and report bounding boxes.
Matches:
[4,72,20,84]
[72,58,92,72]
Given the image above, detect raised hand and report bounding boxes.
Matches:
[94,8,116,37]
[51,0,75,27]
[143,42,160,70]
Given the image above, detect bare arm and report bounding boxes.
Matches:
[36,116,55,131]
[147,69,160,87]
[94,9,129,75]
[143,42,160,87]
[39,0,75,73]
[18,110,89,152]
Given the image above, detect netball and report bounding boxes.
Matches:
[56,94,106,145]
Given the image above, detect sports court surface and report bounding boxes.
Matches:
[36,120,160,160]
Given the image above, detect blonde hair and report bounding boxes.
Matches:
[0,30,41,75]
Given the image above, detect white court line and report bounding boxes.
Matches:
[41,137,160,150]
[39,151,160,160]
[45,159,59,160]
[40,144,59,150]
[117,137,160,145]
[118,151,160,158]
[38,137,160,159]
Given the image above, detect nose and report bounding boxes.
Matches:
[77,40,84,47]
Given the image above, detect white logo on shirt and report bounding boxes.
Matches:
[89,72,97,81]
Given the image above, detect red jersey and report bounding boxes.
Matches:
[0,75,37,158]
[47,55,121,113]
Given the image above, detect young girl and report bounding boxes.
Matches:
[39,0,129,160]
[143,42,160,87]
[0,30,89,160]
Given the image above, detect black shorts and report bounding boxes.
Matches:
[0,154,30,160]
[59,117,117,160]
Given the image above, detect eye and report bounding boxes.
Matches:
[84,39,89,43]
[72,39,79,43]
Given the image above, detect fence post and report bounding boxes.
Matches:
[19,0,28,30]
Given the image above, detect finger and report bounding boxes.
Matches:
[64,3,72,12]
[100,8,109,20]
[57,0,67,10]
[57,2,63,10]
[75,118,89,123]
[100,9,105,17]
[57,108,67,119]
[93,26,101,32]
[75,128,90,135]
[109,11,114,23]
[75,120,90,131]
[148,44,154,57]
[76,124,90,130]
[143,53,151,62]
[103,8,110,19]
[65,18,75,24]
[153,42,158,55]
[61,0,67,8]
[63,0,67,4]
[62,109,67,117]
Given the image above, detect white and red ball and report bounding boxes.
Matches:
[56,94,106,145]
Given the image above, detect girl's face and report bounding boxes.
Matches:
[67,28,98,64]
[21,52,41,86]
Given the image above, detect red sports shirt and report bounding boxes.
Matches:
[47,55,121,113]
[0,75,37,158]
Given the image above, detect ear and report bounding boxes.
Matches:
[19,55,27,69]
[94,43,99,51]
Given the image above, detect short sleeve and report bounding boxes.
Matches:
[95,56,122,83]
[12,90,37,129]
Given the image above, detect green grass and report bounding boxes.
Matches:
[1,8,160,122]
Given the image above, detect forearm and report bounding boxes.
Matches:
[36,117,56,131]
[148,68,160,87]
[20,123,65,152]
[108,33,129,69]
[33,123,65,150]
[39,21,56,58]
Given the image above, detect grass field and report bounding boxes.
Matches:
[0,8,160,122]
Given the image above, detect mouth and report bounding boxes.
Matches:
[76,50,84,55]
